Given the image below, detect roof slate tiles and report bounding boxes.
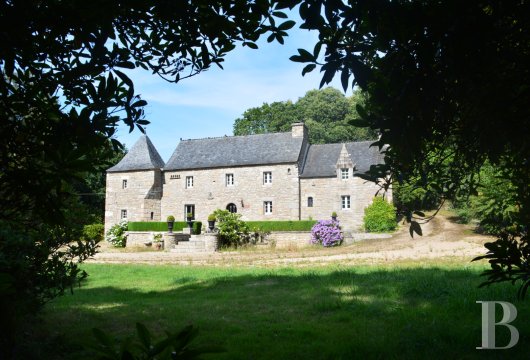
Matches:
[300,141,384,178]
[107,135,165,172]
[164,132,304,170]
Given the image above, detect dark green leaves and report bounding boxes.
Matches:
[289,48,315,63]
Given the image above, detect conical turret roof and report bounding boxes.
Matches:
[107,135,165,172]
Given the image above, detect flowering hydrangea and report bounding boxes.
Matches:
[105,219,128,247]
[311,219,343,247]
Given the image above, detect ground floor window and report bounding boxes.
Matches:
[308,197,313,207]
[341,195,351,209]
[121,209,127,219]
[264,201,273,214]
[226,203,237,213]
[185,204,195,220]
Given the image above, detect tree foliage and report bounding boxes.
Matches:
[0,1,298,355]
[233,87,377,143]
[289,0,530,297]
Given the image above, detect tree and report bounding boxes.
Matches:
[0,1,296,355]
[289,0,529,296]
[233,87,377,143]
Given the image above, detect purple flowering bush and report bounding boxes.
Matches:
[311,220,343,247]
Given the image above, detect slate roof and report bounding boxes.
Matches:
[107,135,165,172]
[164,132,304,170]
[300,141,384,178]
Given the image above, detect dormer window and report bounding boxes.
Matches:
[341,168,349,180]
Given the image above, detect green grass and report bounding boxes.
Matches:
[27,262,530,359]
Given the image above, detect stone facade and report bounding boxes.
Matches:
[105,123,390,233]
[300,176,382,231]
[104,169,163,233]
[161,163,301,222]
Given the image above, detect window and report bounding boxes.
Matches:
[121,209,127,219]
[122,179,128,189]
[341,195,351,209]
[150,212,154,220]
[341,168,349,180]
[184,204,195,220]
[226,203,237,213]
[226,173,234,186]
[264,201,273,214]
[263,172,272,184]
[186,176,193,188]
[308,197,313,207]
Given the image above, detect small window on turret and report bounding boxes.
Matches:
[121,209,127,219]
[122,179,128,189]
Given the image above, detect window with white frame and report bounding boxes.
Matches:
[122,179,128,189]
[264,201,273,214]
[226,173,234,186]
[121,209,127,219]
[341,168,349,180]
[186,176,193,188]
[341,195,351,209]
[263,171,272,184]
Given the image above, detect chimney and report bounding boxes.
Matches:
[291,122,308,138]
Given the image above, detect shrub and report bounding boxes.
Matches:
[192,221,202,235]
[167,215,175,222]
[213,209,251,248]
[363,197,397,233]
[311,219,343,247]
[208,214,216,221]
[128,222,186,232]
[244,220,316,232]
[82,223,104,243]
[105,219,128,247]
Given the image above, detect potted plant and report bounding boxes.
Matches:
[331,212,338,221]
[167,215,175,233]
[207,213,216,231]
[153,233,163,250]
[186,212,193,229]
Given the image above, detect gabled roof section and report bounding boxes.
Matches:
[300,140,384,178]
[164,132,304,170]
[107,135,165,172]
[336,143,354,169]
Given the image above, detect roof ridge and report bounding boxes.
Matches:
[179,131,291,142]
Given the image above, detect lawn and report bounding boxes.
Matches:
[25,262,530,359]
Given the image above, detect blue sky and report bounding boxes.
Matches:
[115,21,348,162]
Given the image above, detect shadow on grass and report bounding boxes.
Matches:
[24,266,530,360]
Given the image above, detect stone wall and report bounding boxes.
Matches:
[300,176,383,231]
[266,231,312,249]
[125,231,219,252]
[104,169,163,233]
[161,163,301,223]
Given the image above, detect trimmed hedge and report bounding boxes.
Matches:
[128,220,316,232]
[192,221,202,235]
[245,220,317,232]
[128,222,187,232]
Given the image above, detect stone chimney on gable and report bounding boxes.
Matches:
[291,122,308,138]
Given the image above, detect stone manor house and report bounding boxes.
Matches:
[105,123,388,233]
